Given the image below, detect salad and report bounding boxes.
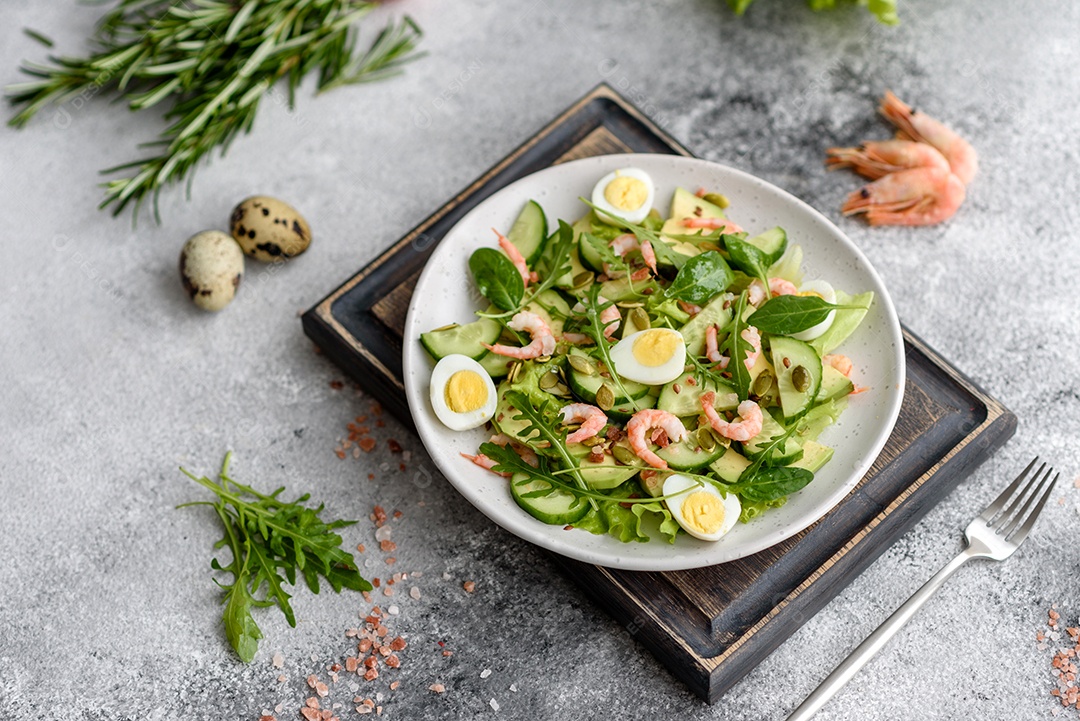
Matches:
[419,168,873,545]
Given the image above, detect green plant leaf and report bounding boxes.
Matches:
[666,251,735,305]
[749,294,857,335]
[469,247,524,311]
[734,466,814,502]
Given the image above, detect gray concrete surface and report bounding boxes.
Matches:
[2,0,1079,719]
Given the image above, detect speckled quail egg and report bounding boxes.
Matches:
[791,279,837,341]
[609,328,687,385]
[230,196,311,262]
[663,474,741,541]
[179,230,244,312]
[591,168,655,225]
[429,354,498,431]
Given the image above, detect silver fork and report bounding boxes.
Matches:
[787,457,1059,721]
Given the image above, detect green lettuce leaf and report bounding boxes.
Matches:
[573,484,680,544]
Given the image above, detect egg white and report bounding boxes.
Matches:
[791,279,837,341]
[663,474,741,542]
[609,328,687,385]
[429,354,498,431]
[590,168,655,225]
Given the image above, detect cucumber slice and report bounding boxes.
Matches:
[509,472,588,525]
[420,317,501,360]
[745,227,787,266]
[578,227,605,273]
[606,393,657,423]
[769,336,823,422]
[709,448,752,484]
[492,385,534,445]
[598,276,641,302]
[507,200,548,265]
[565,348,649,404]
[657,373,738,417]
[678,294,734,358]
[567,445,639,490]
[654,437,726,471]
[741,408,804,465]
[477,351,512,378]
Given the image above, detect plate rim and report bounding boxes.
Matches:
[403,153,906,571]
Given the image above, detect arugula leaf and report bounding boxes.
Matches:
[469,247,524,311]
[581,232,626,271]
[581,285,639,411]
[666,251,735,305]
[580,198,688,271]
[180,453,371,663]
[724,234,770,291]
[734,466,814,502]
[722,291,754,399]
[750,294,858,335]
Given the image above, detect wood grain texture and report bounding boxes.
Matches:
[301,84,1016,703]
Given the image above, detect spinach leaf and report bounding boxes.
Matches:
[469,247,524,311]
[666,251,735,305]
[724,234,770,290]
[750,294,851,335]
[734,466,814,502]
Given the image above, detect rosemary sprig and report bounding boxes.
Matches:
[7,1,423,221]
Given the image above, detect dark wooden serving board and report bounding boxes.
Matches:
[302,84,1016,703]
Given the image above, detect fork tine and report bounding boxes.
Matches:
[998,465,1053,535]
[980,457,1040,523]
[993,463,1051,533]
[1004,471,1059,545]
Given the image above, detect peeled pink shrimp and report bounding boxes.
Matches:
[826,139,950,180]
[626,409,688,470]
[682,217,744,234]
[559,403,609,444]
[483,311,556,359]
[879,91,978,185]
[823,353,853,377]
[700,395,763,442]
[494,228,538,285]
[842,166,966,227]
[610,233,658,275]
[677,300,703,317]
[561,332,593,346]
[705,325,726,365]
[461,452,511,478]
[747,277,798,306]
[739,326,762,372]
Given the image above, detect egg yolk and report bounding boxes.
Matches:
[445,370,488,413]
[632,330,679,367]
[604,175,649,212]
[680,491,725,535]
[799,290,823,299]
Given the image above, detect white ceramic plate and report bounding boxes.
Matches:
[403,154,905,572]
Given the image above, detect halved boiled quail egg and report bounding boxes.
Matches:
[429,354,498,431]
[609,328,687,385]
[663,474,741,541]
[591,168,655,225]
[791,279,837,341]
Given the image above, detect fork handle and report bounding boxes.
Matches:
[786,546,977,721]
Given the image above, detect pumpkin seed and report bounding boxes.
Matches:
[536,354,552,363]
[696,426,716,452]
[507,361,522,383]
[792,365,811,392]
[551,382,571,397]
[616,301,645,309]
[430,323,459,333]
[572,271,595,291]
[539,370,560,389]
[703,192,730,209]
[584,435,607,448]
[612,445,638,466]
[568,354,597,376]
[595,384,615,411]
[628,307,650,330]
[752,370,775,398]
